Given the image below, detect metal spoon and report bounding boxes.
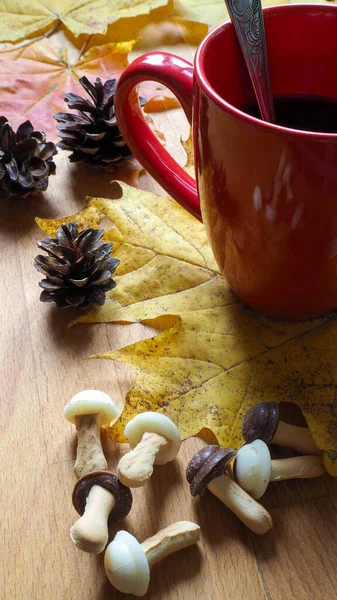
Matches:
[224,0,275,122]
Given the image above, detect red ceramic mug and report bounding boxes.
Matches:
[115,4,337,320]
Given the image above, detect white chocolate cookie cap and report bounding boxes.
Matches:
[234,439,271,499]
[104,530,150,596]
[64,390,118,426]
[125,412,181,464]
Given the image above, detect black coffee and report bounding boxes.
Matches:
[242,94,337,133]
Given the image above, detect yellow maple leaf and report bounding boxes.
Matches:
[174,0,229,28]
[79,2,207,49]
[36,182,337,476]
[0,0,170,42]
[174,0,335,29]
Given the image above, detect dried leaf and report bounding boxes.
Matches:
[175,0,228,28]
[143,94,181,113]
[81,3,207,48]
[0,38,134,141]
[0,0,170,42]
[135,16,208,48]
[0,36,178,140]
[37,182,337,475]
[174,0,300,29]
[36,206,103,234]
[182,129,194,176]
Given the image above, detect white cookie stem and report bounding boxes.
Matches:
[70,485,114,554]
[118,432,168,487]
[75,414,107,478]
[273,421,320,455]
[207,475,273,535]
[140,521,200,568]
[270,455,324,481]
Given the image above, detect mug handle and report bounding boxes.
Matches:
[115,52,201,221]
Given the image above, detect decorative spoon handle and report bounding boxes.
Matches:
[224,0,275,122]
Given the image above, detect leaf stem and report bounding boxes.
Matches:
[76,35,93,63]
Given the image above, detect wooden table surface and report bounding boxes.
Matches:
[2,32,337,600]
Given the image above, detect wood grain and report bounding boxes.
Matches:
[2,33,337,600]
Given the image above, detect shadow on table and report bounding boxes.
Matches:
[63,163,126,199]
[0,162,125,235]
[147,459,183,505]
[46,305,94,353]
[0,192,58,235]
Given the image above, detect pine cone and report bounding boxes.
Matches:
[0,117,57,200]
[34,222,120,309]
[54,76,145,171]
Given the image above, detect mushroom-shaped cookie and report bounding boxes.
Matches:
[71,471,132,554]
[186,445,272,535]
[64,390,119,478]
[104,521,200,596]
[117,412,181,487]
[242,401,320,455]
[234,439,324,499]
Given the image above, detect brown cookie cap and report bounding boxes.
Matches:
[242,402,279,445]
[186,445,235,497]
[72,470,132,526]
